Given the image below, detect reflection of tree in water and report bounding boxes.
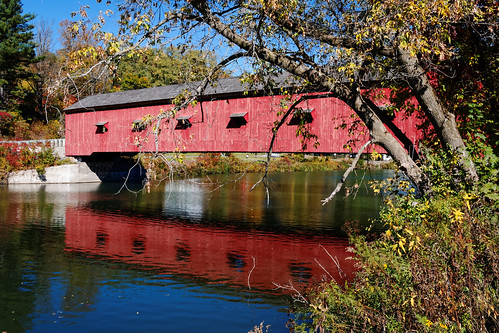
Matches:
[0,222,85,332]
[0,228,38,332]
[0,186,107,331]
[62,257,102,315]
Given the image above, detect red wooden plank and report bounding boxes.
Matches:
[65,93,423,156]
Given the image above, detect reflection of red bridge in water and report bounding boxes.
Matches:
[65,207,356,293]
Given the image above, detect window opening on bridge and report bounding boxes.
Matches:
[227,112,248,128]
[132,236,146,255]
[96,229,108,248]
[175,242,191,261]
[175,115,192,129]
[132,119,146,132]
[288,108,314,125]
[95,121,108,133]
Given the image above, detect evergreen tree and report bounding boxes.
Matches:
[0,0,37,113]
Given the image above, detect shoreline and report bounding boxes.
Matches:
[3,153,395,184]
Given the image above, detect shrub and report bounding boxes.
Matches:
[0,111,14,138]
[291,151,498,332]
[29,120,63,139]
[0,142,66,181]
[13,120,30,140]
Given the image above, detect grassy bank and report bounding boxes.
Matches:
[140,152,395,180]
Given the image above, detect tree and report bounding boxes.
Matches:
[434,13,499,155]
[0,0,38,114]
[113,46,224,91]
[56,18,113,107]
[31,19,62,123]
[71,0,496,195]
[39,13,225,118]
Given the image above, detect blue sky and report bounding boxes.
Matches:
[22,0,115,50]
[22,0,104,23]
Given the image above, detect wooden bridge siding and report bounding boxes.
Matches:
[170,95,373,153]
[65,94,422,156]
[65,104,159,156]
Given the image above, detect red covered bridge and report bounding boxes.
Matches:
[64,76,422,157]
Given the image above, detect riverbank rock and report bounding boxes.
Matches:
[7,163,101,184]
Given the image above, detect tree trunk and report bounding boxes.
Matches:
[348,91,427,193]
[397,48,479,182]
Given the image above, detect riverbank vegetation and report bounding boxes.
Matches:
[0,142,69,182]
[291,148,498,332]
[140,152,393,181]
[0,146,391,184]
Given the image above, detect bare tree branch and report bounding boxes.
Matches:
[272,280,309,304]
[321,139,373,205]
[247,256,256,290]
[250,93,331,204]
[319,244,346,280]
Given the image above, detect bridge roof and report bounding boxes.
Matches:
[64,75,299,113]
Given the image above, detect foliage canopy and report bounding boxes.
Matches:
[113,47,223,91]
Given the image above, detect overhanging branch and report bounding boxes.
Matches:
[321,139,373,205]
[250,93,334,204]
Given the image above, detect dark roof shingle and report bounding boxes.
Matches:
[64,75,296,113]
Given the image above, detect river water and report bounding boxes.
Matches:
[0,170,389,332]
